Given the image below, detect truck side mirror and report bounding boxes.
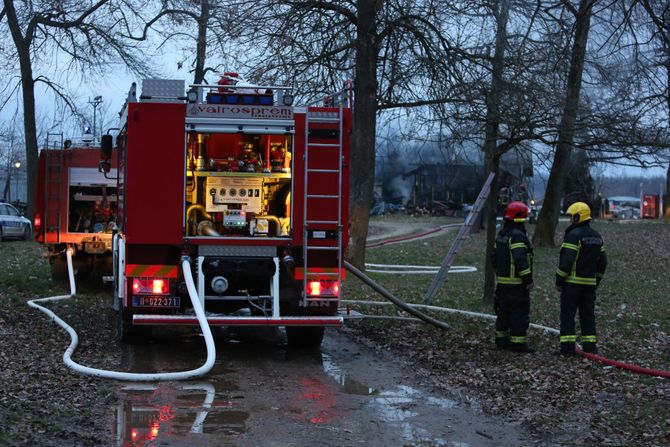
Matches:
[101,134,113,161]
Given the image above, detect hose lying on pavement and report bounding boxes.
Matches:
[27,250,216,381]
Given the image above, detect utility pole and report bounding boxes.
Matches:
[14,161,21,202]
[89,96,103,142]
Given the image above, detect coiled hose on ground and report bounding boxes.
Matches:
[27,250,216,381]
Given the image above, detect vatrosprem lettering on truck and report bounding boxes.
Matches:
[187,104,294,119]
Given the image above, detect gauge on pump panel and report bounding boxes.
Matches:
[229,188,237,197]
[219,188,226,196]
[209,188,216,196]
[239,189,247,197]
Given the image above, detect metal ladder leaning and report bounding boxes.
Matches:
[302,105,344,305]
[44,134,64,243]
[423,172,495,303]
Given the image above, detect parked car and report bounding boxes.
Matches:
[611,206,640,220]
[0,202,32,240]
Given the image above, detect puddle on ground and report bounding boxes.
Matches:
[322,354,463,447]
[114,382,248,446]
[111,332,511,446]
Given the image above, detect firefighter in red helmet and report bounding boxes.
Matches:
[556,202,607,355]
[491,201,535,353]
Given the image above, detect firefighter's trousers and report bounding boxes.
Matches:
[494,285,530,347]
[560,284,597,353]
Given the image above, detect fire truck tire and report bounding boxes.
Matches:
[118,307,152,344]
[285,326,325,348]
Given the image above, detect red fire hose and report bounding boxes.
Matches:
[576,349,670,379]
[366,226,447,249]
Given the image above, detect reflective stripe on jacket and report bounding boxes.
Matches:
[492,224,533,286]
[556,222,607,287]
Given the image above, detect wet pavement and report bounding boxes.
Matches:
[113,328,529,446]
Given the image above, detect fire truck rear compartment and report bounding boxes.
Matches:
[184,131,293,239]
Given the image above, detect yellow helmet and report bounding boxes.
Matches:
[566,202,591,224]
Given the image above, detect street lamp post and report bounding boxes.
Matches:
[89,95,103,142]
[14,161,21,203]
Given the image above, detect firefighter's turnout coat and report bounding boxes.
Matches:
[491,223,533,347]
[556,222,608,353]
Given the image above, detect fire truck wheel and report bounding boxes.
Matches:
[50,255,69,282]
[285,326,325,348]
[118,307,152,344]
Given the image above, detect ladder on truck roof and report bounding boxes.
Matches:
[43,134,64,243]
[301,105,344,305]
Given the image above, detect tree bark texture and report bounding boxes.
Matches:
[347,0,379,269]
[4,0,38,220]
[532,0,593,247]
[665,10,670,218]
[193,0,210,85]
[482,0,509,305]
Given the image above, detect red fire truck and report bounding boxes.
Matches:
[87,77,349,347]
[35,136,119,282]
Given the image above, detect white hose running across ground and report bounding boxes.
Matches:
[365,263,477,274]
[27,250,216,381]
[342,300,559,335]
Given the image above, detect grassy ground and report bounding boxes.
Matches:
[345,217,670,446]
[2,218,668,445]
[0,242,117,446]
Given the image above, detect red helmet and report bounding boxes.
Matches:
[504,201,529,222]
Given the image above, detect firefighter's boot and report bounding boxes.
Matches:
[495,337,509,350]
[555,342,576,356]
[582,342,598,354]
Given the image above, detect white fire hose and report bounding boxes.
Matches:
[27,249,216,381]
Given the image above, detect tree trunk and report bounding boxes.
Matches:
[483,154,501,305]
[4,0,38,220]
[665,13,670,218]
[193,0,209,85]
[482,0,509,305]
[346,0,379,269]
[532,0,593,247]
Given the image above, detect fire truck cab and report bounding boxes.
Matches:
[108,78,351,347]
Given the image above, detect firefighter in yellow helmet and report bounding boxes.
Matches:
[556,202,608,355]
[491,201,535,353]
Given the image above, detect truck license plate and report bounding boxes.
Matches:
[132,296,181,308]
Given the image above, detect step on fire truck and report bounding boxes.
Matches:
[88,76,349,347]
[35,135,119,282]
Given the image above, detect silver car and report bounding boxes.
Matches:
[0,202,32,240]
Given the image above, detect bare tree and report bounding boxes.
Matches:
[533,0,595,246]
[639,0,670,217]
[228,0,462,268]
[1,0,154,219]
[133,0,241,85]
